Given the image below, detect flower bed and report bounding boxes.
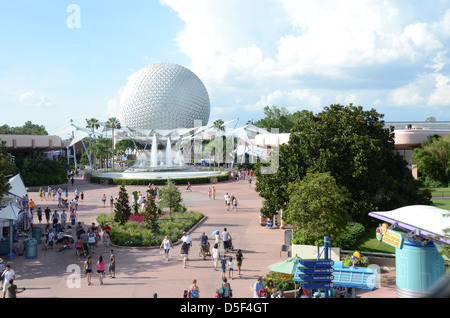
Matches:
[97,211,204,247]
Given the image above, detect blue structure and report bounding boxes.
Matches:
[395,240,445,298]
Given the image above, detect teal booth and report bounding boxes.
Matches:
[369,205,449,298]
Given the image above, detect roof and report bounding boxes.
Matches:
[369,205,450,244]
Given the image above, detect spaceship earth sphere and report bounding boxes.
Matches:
[120,63,211,130]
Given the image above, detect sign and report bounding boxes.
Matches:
[376,223,404,249]
[298,259,334,267]
[296,274,334,282]
[298,282,334,289]
[297,267,334,275]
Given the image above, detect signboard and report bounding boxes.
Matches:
[296,274,334,282]
[298,259,334,267]
[295,259,334,288]
[297,267,334,275]
[376,223,404,249]
[297,282,334,290]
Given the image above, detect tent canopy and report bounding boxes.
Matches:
[369,205,450,244]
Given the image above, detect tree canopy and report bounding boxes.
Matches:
[255,104,431,226]
[412,134,450,187]
[0,121,47,135]
[284,172,352,248]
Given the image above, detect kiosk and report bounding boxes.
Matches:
[369,205,449,298]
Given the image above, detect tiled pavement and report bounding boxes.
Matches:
[2,174,397,298]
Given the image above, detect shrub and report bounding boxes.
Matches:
[97,210,204,247]
[263,271,295,291]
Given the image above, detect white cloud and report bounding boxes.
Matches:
[428,73,450,106]
[160,0,450,121]
[19,91,54,108]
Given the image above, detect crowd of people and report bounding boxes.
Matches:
[1,166,304,298]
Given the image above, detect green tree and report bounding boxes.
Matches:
[144,188,161,232]
[158,180,183,220]
[114,185,131,225]
[85,118,100,170]
[0,141,17,199]
[255,104,431,226]
[253,106,308,133]
[412,134,450,186]
[91,136,111,169]
[284,172,352,252]
[0,121,47,135]
[106,117,121,169]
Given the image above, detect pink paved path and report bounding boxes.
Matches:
[4,174,396,298]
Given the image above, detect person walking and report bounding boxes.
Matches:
[83,255,93,286]
[199,232,209,260]
[228,256,234,280]
[1,265,15,298]
[179,242,189,269]
[88,229,96,253]
[253,276,265,298]
[97,255,105,285]
[220,254,227,279]
[211,243,220,271]
[102,230,110,253]
[218,277,232,298]
[232,196,238,212]
[208,187,212,199]
[44,207,51,224]
[109,249,116,278]
[6,279,25,298]
[75,237,82,260]
[212,187,216,200]
[235,249,244,277]
[101,194,106,207]
[187,279,200,298]
[160,235,173,261]
[222,228,232,253]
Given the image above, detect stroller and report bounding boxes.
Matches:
[198,241,211,257]
[61,235,73,250]
[225,238,234,252]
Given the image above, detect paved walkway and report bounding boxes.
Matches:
[3,174,397,298]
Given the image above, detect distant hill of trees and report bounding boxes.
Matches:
[0,121,48,135]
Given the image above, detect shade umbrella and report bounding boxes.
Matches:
[268,256,302,275]
[211,230,220,236]
[268,255,303,298]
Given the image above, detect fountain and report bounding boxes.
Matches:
[151,133,158,168]
[96,133,221,180]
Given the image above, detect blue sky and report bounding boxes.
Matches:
[1,0,450,138]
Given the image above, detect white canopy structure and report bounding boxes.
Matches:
[65,118,274,167]
[369,205,450,244]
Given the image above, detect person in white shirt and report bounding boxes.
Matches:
[1,265,15,298]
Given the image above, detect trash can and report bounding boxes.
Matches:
[32,227,43,242]
[24,238,38,259]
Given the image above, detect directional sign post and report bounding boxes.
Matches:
[294,236,334,298]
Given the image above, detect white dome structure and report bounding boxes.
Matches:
[120,62,210,130]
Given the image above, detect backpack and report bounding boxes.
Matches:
[218,284,232,298]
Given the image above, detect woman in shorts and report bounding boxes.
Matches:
[97,255,105,285]
[83,256,93,286]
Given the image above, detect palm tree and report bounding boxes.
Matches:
[85,118,100,170]
[91,136,111,169]
[211,119,226,168]
[106,117,121,169]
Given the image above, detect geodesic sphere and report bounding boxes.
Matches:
[120,62,210,130]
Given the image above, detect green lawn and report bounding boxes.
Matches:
[428,187,450,197]
[356,226,396,254]
[432,199,450,211]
